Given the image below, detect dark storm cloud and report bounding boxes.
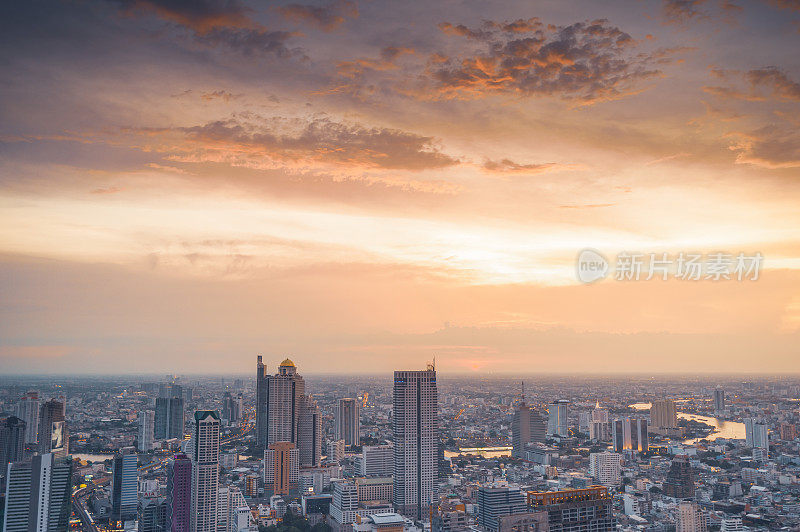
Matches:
[277,0,358,31]
[426,18,674,104]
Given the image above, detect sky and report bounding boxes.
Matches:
[1,0,799,375]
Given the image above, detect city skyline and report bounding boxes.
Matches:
[1,0,799,375]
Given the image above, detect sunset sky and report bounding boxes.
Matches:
[1,0,799,374]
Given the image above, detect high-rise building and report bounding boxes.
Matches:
[221,393,239,424]
[328,439,345,464]
[392,365,438,520]
[589,452,622,487]
[155,397,185,441]
[779,423,797,441]
[477,485,527,532]
[2,453,73,532]
[650,399,678,429]
[712,389,725,415]
[612,418,648,453]
[138,497,167,532]
[676,500,708,532]
[546,400,569,437]
[592,402,609,423]
[589,422,612,442]
[512,393,546,458]
[263,442,299,496]
[744,419,769,450]
[17,391,39,446]
[166,453,192,532]
[37,398,67,457]
[527,487,616,532]
[139,411,156,452]
[298,397,322,468]
[226,488,248,532]
[112,450,139,522]
[254,357,320,466]
[190,411,220,532]
[664,455,695,499]
[358,444,393,477]
[0,416,26,476]
[335,398,360,447]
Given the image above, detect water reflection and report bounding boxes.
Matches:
[629,403,745,444]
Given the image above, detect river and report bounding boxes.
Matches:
[629,403,746,444]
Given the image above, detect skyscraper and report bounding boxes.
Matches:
[612,418,648,453]
[335,398,360,447]
[167,453,192,532]
[37,398,67,457]
[190,411,220,532]
[254,357,321,466]
[650,399,678,429]
[744,418,769,450]
[2,453,73,532]
[263,442,299,496]
[139,410,155,452]
[512,391,546,457]
[17,391,39,446]
[111,450,139,522]
[0,416,26,476]
[155,397,185,441]
[221,392,239,424]
[546,400,569,437]
[392,364,438,520]
[664,455,695,499]
[477,485,527,532]
[298,397,322,468]
[712,389,725,415]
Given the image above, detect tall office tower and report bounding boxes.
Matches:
[298,397,322,468]
[546,400,569,437]
[477,485,527,532]
[221,392,238,424]
[512,393,547,458]
[335,398,360,447]
[263,442,299,496]
[359,444,393,476]
[590,422,612,442]
[676,500,708,532]
[713,389,725,415]
[664,455,695,499]
[0,416,26,475]
[392,365,438,520]
[167,453,192,532]
[190,411,220,532]
[138,498,167,532]
[592,401,609,423]
[155,397,185,440]
[226,488,248,532]
[612,418,648,453]
[527,487,616,532]
[17,391,39,445]
[38,398,67,457]
[255,356,268,447]
[2,453,73,532]
[216,488,230,532]
[589,451,622,487]
[744,419,769,450]
[112,451,139,523]
[650,399,678,429]
[139,411,155,452]
[255,357,313,450]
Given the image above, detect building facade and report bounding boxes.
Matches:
[190,411,220,532]
[393,365,438,520]
[335,398,360,448]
